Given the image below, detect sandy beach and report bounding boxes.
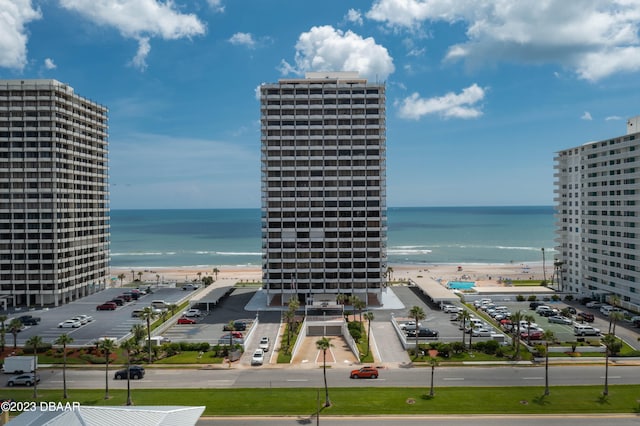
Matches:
[110,262,547,289]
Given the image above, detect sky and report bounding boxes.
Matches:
[2,0,640,209]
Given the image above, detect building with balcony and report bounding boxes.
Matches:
[554,116,640,310]
[260,72,387,307]
[0,79,109,308]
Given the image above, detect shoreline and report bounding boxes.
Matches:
[111,261,548,288]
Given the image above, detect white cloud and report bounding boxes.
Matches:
[59,0,205,68]
[345,9,363,26]
[44,58,56,69]
[397,83,486,120]
[0,0,41,70]
[130,37,150,70]
[281,25,395,81]
[366,0,640,81]
[605,115,622,121]
[207,0,225,13]
[581,111,593,121]
[229,32,256,48]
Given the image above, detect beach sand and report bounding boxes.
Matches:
[110,262,547,289]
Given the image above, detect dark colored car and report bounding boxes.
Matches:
[576,312,595,323]
[97,302,117,311]
[110,298,125,306]
[114,366,145,380]
[123,291,140,300]
[350,366,380,379]
[529,302,543,310]
[118,294,132,302]
[16,315,41,326]
[406,328,439,338]
[224,321,247,331]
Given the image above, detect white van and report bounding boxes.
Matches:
[574,324,600,336]
[151,300,168,309]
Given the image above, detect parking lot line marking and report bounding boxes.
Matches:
[286,379,309,382]
[443,377,465,381]
[522,377,543,380]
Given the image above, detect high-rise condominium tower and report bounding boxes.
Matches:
[554,116,640,309]
[0,79,109,308]
[260,72,387,307]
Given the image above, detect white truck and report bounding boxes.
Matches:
[2,356,37,374]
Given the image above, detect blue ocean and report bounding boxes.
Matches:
[109,206,555,268]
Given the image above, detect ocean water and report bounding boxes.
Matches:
[110,206,555,268]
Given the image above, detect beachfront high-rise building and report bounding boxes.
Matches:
[0,79,109,308]
[260,72,387,307]
[554,116,640,310]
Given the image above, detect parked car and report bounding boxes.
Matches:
[350,366,379,379]
[97,302,117,311]
[529,301,544,310]
[220,332,244,343]
[224,321,247,331]
[182,284,200,291]
[118,294,132,302]
[259,336,270,352]
[122,291,140,300]
[7,373,40,387]
[442,305,460,313]
[76,315,94,324]
[398,321,422,331]
[586,301,603,308]
[472,328,493,337]
[114,366,145,380]
[548,315,573,325]
[520,330,544,340]
[251,349,264,365]
[574,324,601,336]
[58,319,81,328]
[70,316,88,325]
[576,312,595,323]
[16,315,40,326]
[177,316,197,325]
[109,298,124,306]
[406,328,439,338]
[184,309,202,318]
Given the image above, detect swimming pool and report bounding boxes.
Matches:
[447,281,476,290]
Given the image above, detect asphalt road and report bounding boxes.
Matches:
[22,364,640,390]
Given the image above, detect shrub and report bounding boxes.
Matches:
[516,295,525,302]
[527,295,538,301]
[450,341,466,354]
[178,342,210,352]
[349,328,362,343]
[551,295,561,301]
[564,295,574,301]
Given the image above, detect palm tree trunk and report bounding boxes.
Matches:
[544,342,550,396]
[429,363,435,396]
[126,350,132,406]
[603,350,609,396]
[104,350,110,400]
[62,345,68,399]
[322,349,330,406]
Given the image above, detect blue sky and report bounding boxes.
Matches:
[2,0,640,209]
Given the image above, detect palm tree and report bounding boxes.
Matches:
[139,307,155,362]
[137,271,143,281]
[130,323,146,349]
[212,267,220,280]
[428,356,439,397]
[117,273,126,287]
[156,274,160,286]
[8,319,22,349]
[364,311,374,357]
[98,338,117,400]
[524,314,536,346]
[0,314,7,352]
[225,320,236,348]
[131,269,135,281]
[54,334,74,399]
[409,306,426,358]
[386,266,394,283]
[353,297,366,327]
[316,337,332,407]
[601,334,617,396]
[25,335,42,398]
[348,295,360,321]
[609,311,624,335]
[120,339,136,406]
[511,310,523,359]
[458,310,471,348]
[541,247,546,284]
[542,329,555,396]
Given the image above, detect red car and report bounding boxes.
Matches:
[350,366,379,379]
[177,316,197,325]
[520,330,544,340]
[96,302,117,311]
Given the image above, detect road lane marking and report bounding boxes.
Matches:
[522,377,543,380]
[286,379,309,382]
[443,378,465,381]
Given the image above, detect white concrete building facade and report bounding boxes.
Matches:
[554,116,640,310]
[260,72,387,307]
[0,79,109,308]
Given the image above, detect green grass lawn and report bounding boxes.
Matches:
[4,385,640,415]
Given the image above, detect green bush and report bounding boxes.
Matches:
[178,342,210,352]
[516,295,525,302]
[551,295,561,301]
[349,328,362,343]
[450,341,466,354]
[564,295,574,301]
[527,295,538,301]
